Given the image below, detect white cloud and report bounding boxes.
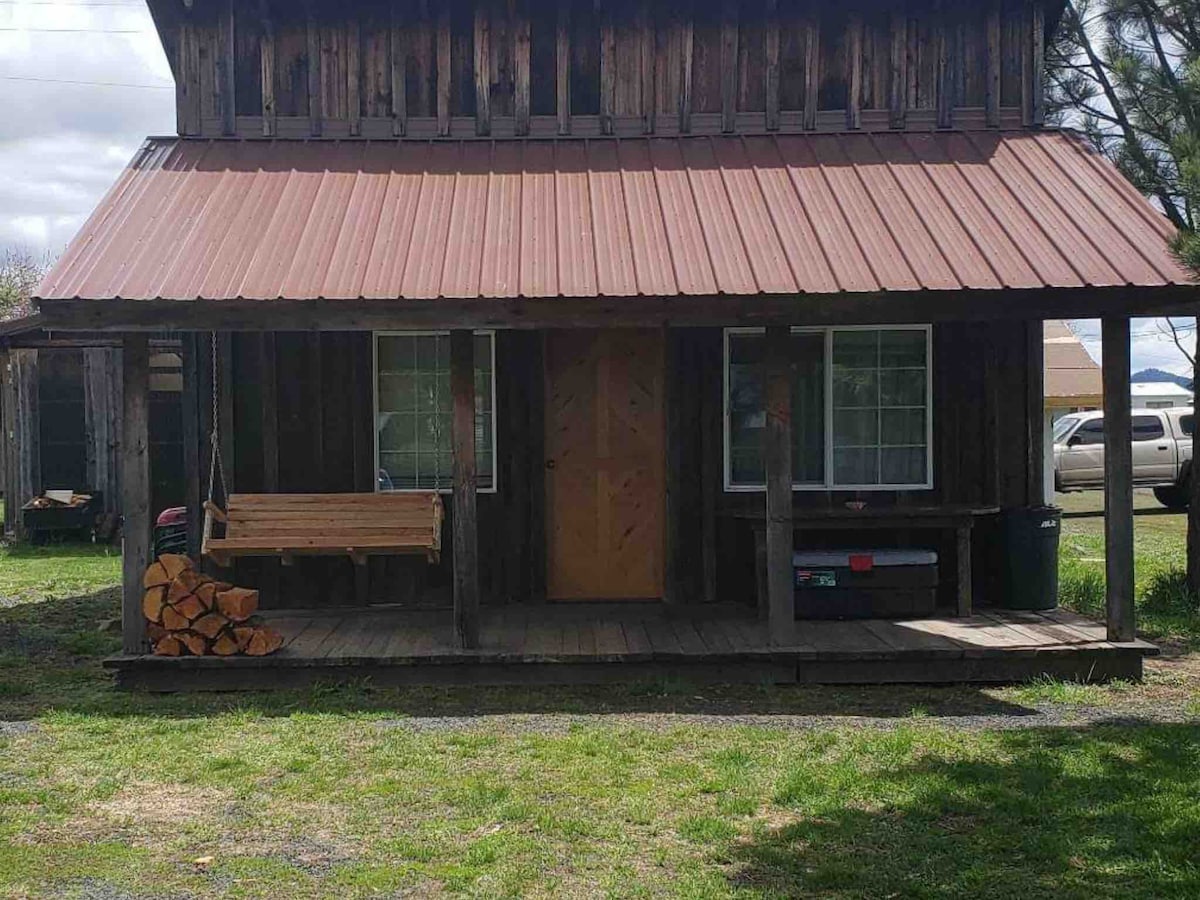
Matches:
[0,0,173,257]
[1072,317,1196,376]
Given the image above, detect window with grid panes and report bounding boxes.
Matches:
[375,333,495,492]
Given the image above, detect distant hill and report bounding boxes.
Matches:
[1131,367,1193,390]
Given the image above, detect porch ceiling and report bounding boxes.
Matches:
[37,130,1191,306]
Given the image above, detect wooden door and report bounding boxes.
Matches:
[545,329,665,600]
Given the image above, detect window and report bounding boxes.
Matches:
[375,332,496,492]
[1179,415,1194,437]
[724,327,931,490]
[1053,415,1081,444]
[1132,415,1166,441]
[1071,420,1105,445]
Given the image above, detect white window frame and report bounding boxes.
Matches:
[723,325,934,492]
[373,330,499,494]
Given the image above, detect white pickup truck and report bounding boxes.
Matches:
[1053,407,1195,509]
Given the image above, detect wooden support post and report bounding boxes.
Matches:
[679,9,693,132]
[450,330,480,649]
[473,6,491,136]
[121,335,151,655]
[259,334,280,605]
[181,335,202,559]
[347,17,362,136]
[763,325,794,645]
[556,1,570,134]
[390,1,407,136]
[1102,317,1135,642]
[955,524,973,617]
[764,0,780,131]
[514,6,532,136]
[802,10,819,131]
[260,27,277,137]
[307,9,323,136]
[846,14,863,130]
[664,329,681,605]
[1025,319,1045,506]
[889,10,906,129]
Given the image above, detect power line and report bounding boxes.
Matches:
[0,26,148,33]
[1,73,172,89]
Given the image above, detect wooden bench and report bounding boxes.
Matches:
[202,492,444,568]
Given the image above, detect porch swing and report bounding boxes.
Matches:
[198,334,444,570]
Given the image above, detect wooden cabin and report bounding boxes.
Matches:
[33,0,1193,688]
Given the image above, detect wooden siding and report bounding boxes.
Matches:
[151,0,1049,140]
[191,323,1037,611]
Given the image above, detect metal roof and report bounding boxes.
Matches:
[1044,320,1102,404]
[37,130,1191,303]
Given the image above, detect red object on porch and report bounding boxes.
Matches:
[38,132,1188,303]
[848,554,875,573]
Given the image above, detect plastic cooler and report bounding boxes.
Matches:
[793,549,940,619]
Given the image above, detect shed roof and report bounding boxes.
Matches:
[1044,320,1102,405]
[37,130,1191,303]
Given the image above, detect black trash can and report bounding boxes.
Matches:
[998,506,1061,610]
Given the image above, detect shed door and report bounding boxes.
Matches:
[544,329,665,600]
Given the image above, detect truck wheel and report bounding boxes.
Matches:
[1153,485,1189,511]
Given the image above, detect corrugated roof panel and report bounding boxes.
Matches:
[439,142,491,298]
[554,141,599,298]
[940,133,1084,288]
[651,140,717,295]
[520,141,559,298]
[711,137,797,294]
[682,138,757,294]
[37,132,1193,303]
[742,136,838,294]
[586,141,638,297]
[478,141,521,298]
[841,135,961,290]
[777,137,880,293]
[616,140,677,296]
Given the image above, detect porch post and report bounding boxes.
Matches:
[450,329,480,649]
[763,325,795,645]
[121,335,151,655]
[1101,316,1135,642]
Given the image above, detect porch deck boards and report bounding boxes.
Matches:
[106,604,1158,691]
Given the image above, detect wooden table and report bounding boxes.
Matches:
[729,505,1000,618]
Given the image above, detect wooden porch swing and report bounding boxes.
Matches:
[198,335,443,570]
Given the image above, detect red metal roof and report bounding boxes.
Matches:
[38,131,1191,302]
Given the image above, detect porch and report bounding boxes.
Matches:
[105,603,1157,691]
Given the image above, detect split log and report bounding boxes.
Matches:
[177,632,209,656]
[211,632,240,656]
[142,562,170,588]
[166,578,194,607]
[191,612,230,639]
[232,625,257,651]
[215,587,258,622]
[146,622,168,642]
[175,569,205,593]
[161,606,190,632]
[159,553,193,581]
[142,587,167,624]
[173,593,208,622]
[194,582,218,610]
[245,627,284,656]
[153,636,184,656]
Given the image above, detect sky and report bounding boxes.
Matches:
[0,1,1195,375]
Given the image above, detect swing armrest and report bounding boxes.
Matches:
[203,500,228,524]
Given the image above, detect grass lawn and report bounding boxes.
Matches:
[0,516,1198,898]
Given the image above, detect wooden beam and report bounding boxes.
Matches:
[985,0,1000,127]
[639,1,655,134]
[1102,316,1135,642]
[473,6,490,136]
[556,1,570,134]
[764,0,780,131]
[599,5,615,135]
[260,26,277,137]
[936,17,952,128]
[306,9,323,136]
[763,325,794,646]
[450,329,480,649]
[514,5,531,136]
[803,9,818,131]
[846,13,862,130]
[1025,318,1044,505]
[436,7,451,137]
[679,8,693,132]
[889,10,907,129]
[177,21,202,136]
[121,335,151,655]
[390,0,407,136]
[218,0,236,135]
[347,17,362,136]
[719,0,738,133]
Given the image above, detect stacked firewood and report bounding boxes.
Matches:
[142,554,283,657]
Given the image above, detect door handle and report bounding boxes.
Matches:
[1158,445,1168,450]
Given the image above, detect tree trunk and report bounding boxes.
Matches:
[1189,314,1200,598]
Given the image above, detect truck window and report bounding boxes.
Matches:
[1132,415,1166,441]
[1072,420,1104,445]
[1179,414,1194,436]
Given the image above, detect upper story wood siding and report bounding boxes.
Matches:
[150,0,1055,139]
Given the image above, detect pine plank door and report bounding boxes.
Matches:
[544,329,666,600]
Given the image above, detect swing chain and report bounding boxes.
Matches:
[207,331,228,507]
